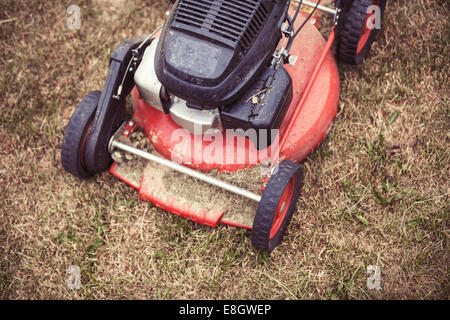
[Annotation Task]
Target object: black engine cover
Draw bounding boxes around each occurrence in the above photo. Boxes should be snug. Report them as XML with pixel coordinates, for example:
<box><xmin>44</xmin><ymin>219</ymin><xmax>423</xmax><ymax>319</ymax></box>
<box><xmin>221</xmin><ymin>65</ymin><xmax>293</xmax><ymax>149</ymax></box>
<box><xmin>155</xmin><ymin>0</ymin><xmax>290</xmax><ymax>108</ymax></box>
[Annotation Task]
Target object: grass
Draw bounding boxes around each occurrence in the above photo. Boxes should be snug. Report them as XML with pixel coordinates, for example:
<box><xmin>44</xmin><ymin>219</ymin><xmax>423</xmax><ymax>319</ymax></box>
<box><xmin>0</xmin><ymin>0</ymin><xmax>448</xmax><ymax>299</ymax></box>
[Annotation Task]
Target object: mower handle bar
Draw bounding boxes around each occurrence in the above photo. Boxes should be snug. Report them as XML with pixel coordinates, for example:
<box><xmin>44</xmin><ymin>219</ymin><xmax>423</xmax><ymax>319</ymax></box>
<box><xmin>110</xmin><ymin>139</ymin><xmax>262</xmax><ymax>203</ymax></box>
<box><xmin>293</xmin><ymin>0</ymin><xmax>337</xmax><ymax>15</ymax></box>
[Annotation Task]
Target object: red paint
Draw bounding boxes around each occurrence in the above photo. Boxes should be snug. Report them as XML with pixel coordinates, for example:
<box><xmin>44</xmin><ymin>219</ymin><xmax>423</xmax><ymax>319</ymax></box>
<box><xmin>271</xmin><ymin>27</ymin><xmax>337</xmax><ymax>169</ymax></box>
<box><xmin>270</xmin><ymin>177</ymin><xmax>295</xmax><ymax>239</ymax></box>
<box><xmin>219</xmin><ymin>219</ymin><xmax>253</xmax><ymax>230</ymax></box>
<box><xmin>357</xmin><ymin>0</ymin><xmax>379</xmax><ymax>53</ymax></box>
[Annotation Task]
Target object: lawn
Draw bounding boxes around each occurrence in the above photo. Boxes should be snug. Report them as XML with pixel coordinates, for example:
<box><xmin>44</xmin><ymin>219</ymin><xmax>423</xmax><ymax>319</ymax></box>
<box><xmin>0</xmin><ymin>0</ymin><xmax>448</xmax><ymax>299</ymax></box>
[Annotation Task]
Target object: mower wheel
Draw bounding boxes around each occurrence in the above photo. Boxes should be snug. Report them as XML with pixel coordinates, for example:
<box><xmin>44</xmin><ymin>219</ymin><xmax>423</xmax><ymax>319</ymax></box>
<box><xmin>251</xmin><ymin>161</ymin><xmax>304</xmax><ymax>253</ymax></box>
<box><xmin>61</xmin><ymin>91</ymin><xmax>101</xmax><ymax>179</ymax></box>
<box><xmin>339</xmin><ymin>0</ymin><xmax>386</xmax><ymax>65</ymax></box>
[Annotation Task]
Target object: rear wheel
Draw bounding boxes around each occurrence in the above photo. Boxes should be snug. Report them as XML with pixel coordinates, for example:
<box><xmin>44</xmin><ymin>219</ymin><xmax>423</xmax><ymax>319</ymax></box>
<box><xmin>251</xmin><ymin>161</ymin><xmax>304</xmax><ymax>253</ymax></box>
<box><xmin>339</xmin><ymin>0</ymin><xmax>386</xmax><ymax>65</ymax></box>
<box><xmin>61</xmin><ymin>91</ymin><xmax>100</xmax><ymax>179</ymax></box>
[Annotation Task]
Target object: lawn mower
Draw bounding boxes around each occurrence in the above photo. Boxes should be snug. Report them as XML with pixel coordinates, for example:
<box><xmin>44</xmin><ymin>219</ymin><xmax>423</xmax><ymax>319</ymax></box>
<box><xmin>62</xmin><ymin>0</ymin><xmax>386</xmax><ymax>252</ymax></box>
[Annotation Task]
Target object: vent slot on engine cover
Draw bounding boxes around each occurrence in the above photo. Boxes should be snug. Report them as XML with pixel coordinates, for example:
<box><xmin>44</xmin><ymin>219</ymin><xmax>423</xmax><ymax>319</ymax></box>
<box><xmin>172</xmin><ymin>0</ymin><xmax>272</xmax><ymax>53</ymax></box>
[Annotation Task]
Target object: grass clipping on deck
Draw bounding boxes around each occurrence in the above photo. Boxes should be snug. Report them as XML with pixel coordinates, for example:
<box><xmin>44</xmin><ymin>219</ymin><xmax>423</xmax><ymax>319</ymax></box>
<box><xmin>114</xmin><ymin>128</ymin><xmax>263</xmax><ymax>226</ymax></box>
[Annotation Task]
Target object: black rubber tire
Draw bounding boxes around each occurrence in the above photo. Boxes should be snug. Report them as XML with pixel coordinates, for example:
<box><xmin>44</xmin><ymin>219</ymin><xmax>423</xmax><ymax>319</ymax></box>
<box><xmin>339</xmin><ymin>0</ymin><xmax>386</xmax><ymax>65</ymax></box>
<box><xmin>251</xmin><ymin>161</ymin><xmax>304</xmax><ymax>253</ymax></box>
<box><xmin>61</xmin><ymin>91</ymin><xmax>101</xmax><ymax>179</ymax></box>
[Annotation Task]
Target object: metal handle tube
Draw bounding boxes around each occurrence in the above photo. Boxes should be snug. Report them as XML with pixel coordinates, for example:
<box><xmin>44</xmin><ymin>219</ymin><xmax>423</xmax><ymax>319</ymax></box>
<box><xmin>293</xmin><ymin>0</ymin><xmax>337</xmax><ymax>15</ymax></box>
<box><xmin>111</xmin><ymin>140</ymin><xmax>262</xmax><ymax>203</ymax></box>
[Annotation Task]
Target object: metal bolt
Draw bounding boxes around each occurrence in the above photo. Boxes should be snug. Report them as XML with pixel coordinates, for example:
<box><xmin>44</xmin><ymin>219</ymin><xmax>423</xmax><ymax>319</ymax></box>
<box><xmin>288</xmin><ymin>55</ymin><xmax>298</xmax><ymax>66</ymax></box>
<box><xmin>128</xmin><ymin>120</ymin><xmax>135</xmax><ymax>126</ymax></box>
<box><xmin>124</xmin><ymin>130</ymin><xmax>129</xmax><ymax>136</ymax></box>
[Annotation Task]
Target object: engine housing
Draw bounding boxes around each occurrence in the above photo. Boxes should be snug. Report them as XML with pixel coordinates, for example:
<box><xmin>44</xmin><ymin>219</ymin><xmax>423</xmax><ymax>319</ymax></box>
<box><xmin>155</xmin><ymin>0</ymin><xmax>290</xmax><ymax>108</ymax></box>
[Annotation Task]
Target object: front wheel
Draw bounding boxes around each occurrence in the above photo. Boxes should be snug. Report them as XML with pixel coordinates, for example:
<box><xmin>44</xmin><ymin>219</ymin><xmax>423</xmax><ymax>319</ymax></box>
<box><xmin>251</xmin><ymin>161</ymin><xmax>304</xmax><ymax>253</ymax></box>
<box><xmin>61</xmin><ymin>91</ymin><xmax>100</xmax><ymax>179</ymax></box>
<box><xmin>338</xmin><ymin>0</ymin><xmax>386</xmax><ymax>65</ymax></box>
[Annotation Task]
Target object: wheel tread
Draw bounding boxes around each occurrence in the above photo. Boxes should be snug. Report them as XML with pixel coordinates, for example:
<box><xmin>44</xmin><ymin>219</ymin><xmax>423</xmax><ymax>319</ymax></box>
<box><xmin>251</xmin><ymin>161</ymin><xmax>304</xmax><ymax>252</ymax></box>
<box><xmin>339</xmin><ymin>0</ymin><xmax>386</xmax><ymax>65</ymax></box>
<box><xmin>61</xmin><ymin>91</ymin><xmax>101</xmax><ymax>179</ymax></box>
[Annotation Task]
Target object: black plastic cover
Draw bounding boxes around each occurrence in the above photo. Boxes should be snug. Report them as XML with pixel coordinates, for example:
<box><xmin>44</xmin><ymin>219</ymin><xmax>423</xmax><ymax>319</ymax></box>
<box><xmin>220</xmin><ymin>65</ymin><xmax>293</xmax><ymax>149</ymax></box>
<box><xmin>155</xmin><ymin>0</ymin><xmax>290</xmax><ymax>108</ymax></box>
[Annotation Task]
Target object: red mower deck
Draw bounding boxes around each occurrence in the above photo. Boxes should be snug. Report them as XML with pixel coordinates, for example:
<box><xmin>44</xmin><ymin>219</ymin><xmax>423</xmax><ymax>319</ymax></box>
<box><xmin>110</xmin><ymin>12</ymin><xmax>340</xmax><ymax>229</ymax></box>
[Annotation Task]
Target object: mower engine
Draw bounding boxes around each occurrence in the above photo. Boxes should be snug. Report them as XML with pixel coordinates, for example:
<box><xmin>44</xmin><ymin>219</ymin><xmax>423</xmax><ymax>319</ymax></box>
<box><xmin>134</xmin><ymin>0</ymin><xmax>292</xmax><ymax>149</ymax></box>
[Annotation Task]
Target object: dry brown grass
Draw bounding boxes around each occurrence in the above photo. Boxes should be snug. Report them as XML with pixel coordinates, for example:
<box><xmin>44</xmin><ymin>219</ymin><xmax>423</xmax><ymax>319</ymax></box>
<box><xmin>0</xmin><ymin>0</ymin><xmax>448</xmax><ymax>299</ymax></box>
